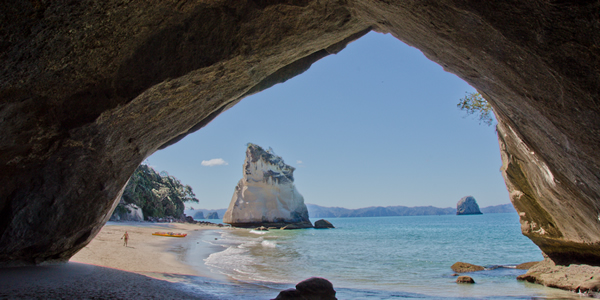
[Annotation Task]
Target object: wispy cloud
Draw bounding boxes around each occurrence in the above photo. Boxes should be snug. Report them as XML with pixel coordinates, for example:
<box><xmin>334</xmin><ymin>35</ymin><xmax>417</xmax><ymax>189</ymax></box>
<box><xmin>296</xmin><ymin>160</ymin><xmax>303</xmax><ymax>164</ymax></box>
<box><xmin>201</xmin><ymin>158</ymin><xmax>229</xmax><ymax>167</ymax></box>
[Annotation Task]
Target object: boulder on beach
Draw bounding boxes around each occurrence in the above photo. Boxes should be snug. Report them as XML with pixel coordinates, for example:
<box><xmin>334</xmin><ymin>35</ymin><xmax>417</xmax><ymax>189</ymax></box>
<box><xmin>273</xmin><ymin>277</ymin><xmax>336</xmax><ymax>300</ymax></box>
<box><xmin>456</xmin><ymin>276</ymin><xmax>475</xmax><ymax>284</ymax></box>
<box><xmin>110</xmin><ymin>203</ymin><xmax>144</xmax><ymax>222</ymax></box>
<box><xmin>451</xmin><ymin>262</ymin><xmax>485</xmax><ymax>273</ymax></box>
<box><xmin>314</xmin><ymin>219</ymin><xmax>335</xmax><ymax>229</ymax></box>
<box><xmin>223</xmin><ymin>144</ymin><xmax>312</xmax><ymax>229</ymax></box>
<box><xmin>456</xmin><ymin>196</ymin><xmax>483</xmax><ymax>215</ymax></box>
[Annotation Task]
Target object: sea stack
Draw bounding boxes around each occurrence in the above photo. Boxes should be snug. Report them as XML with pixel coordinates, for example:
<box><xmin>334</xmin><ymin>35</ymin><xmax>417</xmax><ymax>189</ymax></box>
<box><xmin>223</xmin><ymin>144</ymin><xmax>312</xmax><ymax>228</ymax></box>
<box><xmin>456</xmin><ymin>196</ymin><xmax>483</xmax><ymax>215</ymax></box>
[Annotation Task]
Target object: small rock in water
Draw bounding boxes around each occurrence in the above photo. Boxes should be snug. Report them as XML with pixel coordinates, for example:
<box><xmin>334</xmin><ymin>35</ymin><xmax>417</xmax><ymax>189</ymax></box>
<box><xmin>273</xmin><ymin>277</ymin><xmax>336</xmax><ymax>300</ymax></box>
<box><xmin>451</xmin><ymin>262</ymin><xmax>485</xmax><ymax>273</ymax></box>
<box><xmin>314</xmin><ymin>219</ymin><xmax>335</xmax><ymax>229</ymax></box>
<box><xmin>456</xmin><ymin>276</ymin><xmax>475</xmax><ymax>284</ymax></box>
<box><xmin>281</xmin><ymin>224</ymin><xmax>302</xmax><ymax>230</ymax></box>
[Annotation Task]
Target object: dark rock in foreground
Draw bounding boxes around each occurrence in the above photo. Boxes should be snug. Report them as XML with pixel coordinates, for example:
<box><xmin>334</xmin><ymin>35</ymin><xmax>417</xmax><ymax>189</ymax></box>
<box><xmin>314</xmin><ymin>219</ymin><xmax>335</xmax><ymax>229</ymax></box>
<box><xmin>456</xmin><ymin>196</ymin><xmax>483</xmax><ymax>215</ymax></box>
<box><xmin>451</xmin><ymin>262</ymin><xmax>485</xmax><ymax>273</ymax></box>
<box><xmin>456</xmin><ymin>276</ymin><xmax>475</xmax><ymax>284</ymax></box>
<box><xmin>273</xmin><ymin>277</ymin><xmax>336</xmax><ymax>300</ymax></box>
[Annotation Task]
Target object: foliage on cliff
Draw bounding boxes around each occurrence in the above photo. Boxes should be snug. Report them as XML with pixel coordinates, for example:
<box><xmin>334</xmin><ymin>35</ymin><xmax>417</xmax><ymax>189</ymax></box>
<box><xmin>457</xmin><ymin>92</ymin><xmax>494</xmax><ymax>126</ymax></box>
<box><xmin>120</xmin><ymin>164</ymin><xmax>199</xmax><ymax>219</ymax></box>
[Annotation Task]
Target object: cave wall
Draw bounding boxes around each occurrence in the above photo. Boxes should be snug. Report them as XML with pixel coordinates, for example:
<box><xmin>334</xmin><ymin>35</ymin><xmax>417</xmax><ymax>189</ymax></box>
<box><xmin>1</xmin><ymin>0</ymin><xmax>599</xmax><ymax>266</ymax></box>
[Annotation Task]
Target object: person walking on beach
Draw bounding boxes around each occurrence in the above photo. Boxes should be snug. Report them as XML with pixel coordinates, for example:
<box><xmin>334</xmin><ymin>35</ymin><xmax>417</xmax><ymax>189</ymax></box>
<box><xmin>121</xmin><ymin>231</ymin><xmax>129</xmax><ymax>247</ymax></box>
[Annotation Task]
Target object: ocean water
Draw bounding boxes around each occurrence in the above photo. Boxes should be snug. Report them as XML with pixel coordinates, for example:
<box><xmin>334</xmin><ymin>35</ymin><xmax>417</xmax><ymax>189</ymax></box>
<box><xmin>188</xmin><ymin>214</ymin><xmax>580</xmax><ymax>299</ymax></box>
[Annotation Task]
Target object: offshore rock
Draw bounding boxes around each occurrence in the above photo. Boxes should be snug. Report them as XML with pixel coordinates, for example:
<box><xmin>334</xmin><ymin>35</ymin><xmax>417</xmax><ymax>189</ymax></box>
<box><xmin>193</xmin><ymin>212</ymin><xmax>205</xmax><ymax>220</ymax></box>
<box><xmin>451</xmin><ymin>262</ymin><xmax>485</xmax><ymax>273</ymax></box>
<box><xmin>223</xmin><ymin>144</ymin><xmax>312</xmax><ymax>228</ymax></box>
<box><xmin>456</xmin><ymin>276</ymin><xmax>475</xmax><ymax>284</ymax></box>
<box><xmin>0</xmin><ymin>1</ymin><xmax>600</xmax><ymax>267</ymax></box>
<box><xmin>314</xmin><ymin>219</ymin><xmax>335</xmax><ymax>229</ymax></box>
<box><xmin>206</xmin><ymin>212</ymin><xmax>219</xmax><ymax>220</ymax></box>
<box><xmin>456</xmin><ymin>196</ymin><xmax>483</xmax><ymax>215</ymax></box>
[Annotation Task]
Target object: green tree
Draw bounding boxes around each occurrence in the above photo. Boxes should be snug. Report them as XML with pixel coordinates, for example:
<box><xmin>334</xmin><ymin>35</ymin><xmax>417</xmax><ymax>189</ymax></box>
<box><xmin>457</xmin><ymin>92</ymin><xmax>494</xmax><ymax>126</ymax></box>
<box><xmin>119</xmin><ymin>164</ymin><xmax>199</xmax><ymax>219</ymax></box>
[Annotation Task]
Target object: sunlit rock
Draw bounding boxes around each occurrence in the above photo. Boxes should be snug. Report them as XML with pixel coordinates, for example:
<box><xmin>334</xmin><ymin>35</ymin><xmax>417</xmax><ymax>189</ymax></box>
<box><xmin>456</xmin><ymin>196</ymin><xmax>483</xmax><ymax>215</ymax></box>
<box><xmin>223</xmin><ymin>144</ymin><xmax>312</xmax><ymax>228</ymax></box>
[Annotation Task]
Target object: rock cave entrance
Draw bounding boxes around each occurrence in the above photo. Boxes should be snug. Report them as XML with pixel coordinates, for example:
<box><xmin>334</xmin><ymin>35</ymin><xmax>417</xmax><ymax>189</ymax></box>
<box><xmin>1</xmin><ymin>1</ymin><xmax>599</xmax><ymax>268</ymax></box>
<box><xmin>150</xmin><ymin>31</ymin><xmax>507</xmax><ymax>218</ymax></box>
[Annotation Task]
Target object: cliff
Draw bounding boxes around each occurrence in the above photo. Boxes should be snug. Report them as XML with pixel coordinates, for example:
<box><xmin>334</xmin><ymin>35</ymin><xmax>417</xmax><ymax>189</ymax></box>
<box><xmin>457</xmin><ymin>196</ymin><xmax>483</xmax><ymax>215</ymax></box>
<box><xmin>118</xmin><ymin>164</ymin><xmax>199</xmax><ymax>220</ymax></box>
<box><xmin>1</xmin><ymin>0</ymin><xmax>599</xmax><ymax>271</ymax></box>
<box><xmin>223</xmin><ymin>144</ymin><xmax>312</xmax><ymax>228</ymax></box>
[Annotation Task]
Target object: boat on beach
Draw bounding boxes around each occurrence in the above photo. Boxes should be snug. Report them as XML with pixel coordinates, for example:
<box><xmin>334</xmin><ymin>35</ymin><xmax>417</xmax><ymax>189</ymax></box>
<box><xmin>152</xmin><ymin>232</ymin><xmax>187</xmax><ymax>238</ymax></box>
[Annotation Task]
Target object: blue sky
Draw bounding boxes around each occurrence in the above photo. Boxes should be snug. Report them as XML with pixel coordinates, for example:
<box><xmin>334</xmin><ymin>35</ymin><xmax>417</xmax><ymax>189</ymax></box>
<box><xmin>146</xmin><ymin>32</ymin><xmax>509</xmax><ymax>210</ymax></box>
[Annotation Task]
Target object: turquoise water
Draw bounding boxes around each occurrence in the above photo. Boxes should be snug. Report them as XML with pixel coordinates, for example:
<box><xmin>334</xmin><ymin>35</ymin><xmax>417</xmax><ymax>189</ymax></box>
<box><xmin>191</xmin><ymin>214</ymin><xmax>579</xmax><ymax>299</ymax></box>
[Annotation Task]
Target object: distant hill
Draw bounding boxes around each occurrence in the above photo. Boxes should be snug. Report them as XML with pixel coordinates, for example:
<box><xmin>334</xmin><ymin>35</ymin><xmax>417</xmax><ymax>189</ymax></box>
<box><xmin>306</xmin><ymin>203</ymin><xmax>516</xmax><ymax>218</ymax></box>
<box><xmin>480</xmin><ymin>203</ymin><xmax>516</xmax><ymax>214</ymax></box>
<box><xmin>186</xmin><ymin>203</ymin><xmax>517</xmax><ymax>219</ymax></box>
<box><xmin>306</xmin><ymin>204</ymin><xmax>455</xmax><ymax>218</ymax></box>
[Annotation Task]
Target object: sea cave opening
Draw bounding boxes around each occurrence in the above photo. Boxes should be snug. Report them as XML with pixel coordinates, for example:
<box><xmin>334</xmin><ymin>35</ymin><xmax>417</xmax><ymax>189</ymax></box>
<box><xmin>128</xmin><ymin>32</ymin><xmax>563</xmax><ymax>298</ymax></box>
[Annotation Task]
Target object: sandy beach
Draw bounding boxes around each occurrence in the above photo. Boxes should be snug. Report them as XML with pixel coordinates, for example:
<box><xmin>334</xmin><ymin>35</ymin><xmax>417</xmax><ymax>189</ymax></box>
<box><xmin>0</xmin><ymin>221</ymin><xmax>240</xmax><ymax>299</ymax></box>
<box><xmin>70</xmin><ymin>221</ymin><xmax>218</xmax><ymax>277</ymax></box>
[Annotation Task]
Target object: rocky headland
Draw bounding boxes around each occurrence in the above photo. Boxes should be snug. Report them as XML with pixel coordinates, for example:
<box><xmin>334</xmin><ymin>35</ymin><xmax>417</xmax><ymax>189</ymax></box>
<box><xmin>223</xmin><ymin>144</ymin><xmax>312</xmax><ymax>229</ymax></box>
<box><xmin>456</xmin><ymin>196</ymin><xmax>483</xmax><ymax>215</ymax></box>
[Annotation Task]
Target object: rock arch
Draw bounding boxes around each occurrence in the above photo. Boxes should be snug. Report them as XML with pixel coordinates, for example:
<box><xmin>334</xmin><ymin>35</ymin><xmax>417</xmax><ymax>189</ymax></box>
<box><xmin>1</xmin><ymin>1</ymin><xmax>599</xmax><ymax>266</ymax></box>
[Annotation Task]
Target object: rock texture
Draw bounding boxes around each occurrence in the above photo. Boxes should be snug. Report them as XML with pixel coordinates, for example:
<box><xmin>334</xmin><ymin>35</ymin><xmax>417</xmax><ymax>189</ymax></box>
<box><xmin>314</xmin><ymin>219</ymin><xmax>335</xmax><ymax>229</ymax></box>
<box><xmin>517</xmin><ymin>257</ymin><xmax>600</xmax><ymax>296</ymax></box>
<box><xmin>109</xmin><ymin>203</ymin><xmax>144</xmax><ymax>222</ymax></box>
<box><xmin>456</xmin><ymin>196</ymin><xmax>483</xmax><ymax>215</ymax></box>
<box><xmin>273</xmin><ymin>277</ymin><xmax>336</xmax><ymax>300</ymax></box>
<box><xmin>456</xmin><ymin>276</ymin><xmax>475</xmax><ymax>284</ymax></box>
<box><xmin>451</xmin><ymin>262</ymin><xmax>485</xmax><ymax>273</ymax></box>
<box><xmin>0</xmin><ymin>0</ymin><xmax>599</xmax><ymax>268</ymax></box>
<box><xmin>223</xmin><ymin>144</ymin><xmax>312</xmax><ymax>228</ymax></box>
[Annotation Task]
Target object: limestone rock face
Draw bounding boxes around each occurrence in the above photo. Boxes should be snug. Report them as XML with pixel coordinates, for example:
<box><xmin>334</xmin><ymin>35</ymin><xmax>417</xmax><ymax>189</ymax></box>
<box><xmin>1</xmin><ymin>1</ymin><xmax>600</xmax><ymax>266</ymax></box>
<box><xmin>456</xmin><ymin>196</ymin><xmax>483</xmax><ymax>215</ymax></box>
<box><xmin>110</xmin><ymin>203</ymin><xmax>144</xmax><ymax>222</ymax></box>
<box><xmin>224</xmin><ymin>144</ymin><xmax>312</xmax><ymax>228</ymax></box>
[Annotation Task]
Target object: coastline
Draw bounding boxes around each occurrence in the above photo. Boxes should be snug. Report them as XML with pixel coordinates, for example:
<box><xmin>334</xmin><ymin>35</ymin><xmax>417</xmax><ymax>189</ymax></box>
<box><xmin>0</xmin><ymin>221</ymin><xmax>249</xmax><ymax>299</ymax></box>
<box><xmin>70</xmin><ymin>221</ymin><xmax>222</xmax><ymax>278</ymax></box>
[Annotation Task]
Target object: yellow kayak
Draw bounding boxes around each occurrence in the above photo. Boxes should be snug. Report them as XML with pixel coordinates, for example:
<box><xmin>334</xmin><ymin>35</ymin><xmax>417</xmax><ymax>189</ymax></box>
<box><xmin>152</xmin><ymin>232</ymin><xmax>187</xmax><ymax>238</ymax></box>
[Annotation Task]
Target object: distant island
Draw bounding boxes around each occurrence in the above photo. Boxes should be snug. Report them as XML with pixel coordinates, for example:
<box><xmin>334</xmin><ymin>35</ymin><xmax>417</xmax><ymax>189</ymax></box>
<box><xmin>307</xmin><ymin>203</ymin><xmax>516</xmax><ymax>218</ymax></box>
<box><xmin>186</xmin><ymin>203</ymin><xmax>516</xmax><ymax>219</ymax></box>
